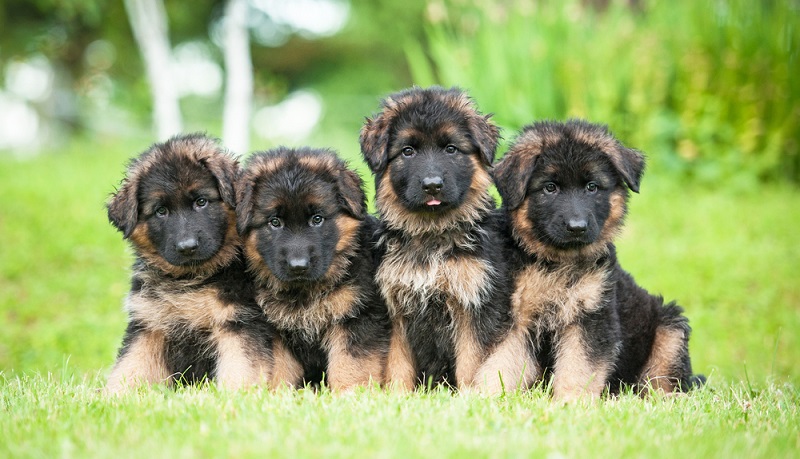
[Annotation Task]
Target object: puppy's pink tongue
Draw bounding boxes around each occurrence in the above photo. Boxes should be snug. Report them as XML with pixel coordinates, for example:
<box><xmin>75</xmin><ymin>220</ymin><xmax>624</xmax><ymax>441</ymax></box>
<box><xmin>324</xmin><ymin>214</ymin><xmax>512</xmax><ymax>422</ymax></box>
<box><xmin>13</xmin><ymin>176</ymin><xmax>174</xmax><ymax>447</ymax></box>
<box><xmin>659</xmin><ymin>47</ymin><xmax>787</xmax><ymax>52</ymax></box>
<box><xmin>427</xmin><ymin>199</ymin><xmax>441</xmax><ymax>206</ymax></box>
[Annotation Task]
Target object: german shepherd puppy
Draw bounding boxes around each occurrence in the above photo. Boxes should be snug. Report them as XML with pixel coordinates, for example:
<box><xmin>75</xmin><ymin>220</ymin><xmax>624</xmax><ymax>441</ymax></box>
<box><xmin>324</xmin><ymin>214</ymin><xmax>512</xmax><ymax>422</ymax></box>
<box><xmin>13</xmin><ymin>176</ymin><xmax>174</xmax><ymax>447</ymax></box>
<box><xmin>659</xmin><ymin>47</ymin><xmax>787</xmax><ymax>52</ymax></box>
<box><xmin>360</xmin><ymin>86</ymin><xmax>513</xmax><ymax>390</ymax></box>
<box><xmin>477</xmin><ymin>120</ymin><xmax>702</xmax><ymax>399</ymax></box>
<box><xmin>105</xmin><ymin>133</ymin><xmax>278</xmax><ymax>394</ymax></box>
<box><xmin>236</xmin><ymin>147</ymin><xmax>390</xmax><ymax>390</ymax></box>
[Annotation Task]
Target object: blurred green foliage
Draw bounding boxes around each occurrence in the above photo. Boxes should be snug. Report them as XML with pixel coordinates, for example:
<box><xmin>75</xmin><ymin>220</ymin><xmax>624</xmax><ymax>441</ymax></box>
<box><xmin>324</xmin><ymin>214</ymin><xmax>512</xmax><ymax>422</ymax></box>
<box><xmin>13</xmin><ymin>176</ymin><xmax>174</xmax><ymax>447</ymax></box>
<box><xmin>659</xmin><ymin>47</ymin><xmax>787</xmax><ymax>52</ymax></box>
<box><xmin>407</xmin><ymin>0</ymin><xmax>800</xmax><ymax>185</ymax></box>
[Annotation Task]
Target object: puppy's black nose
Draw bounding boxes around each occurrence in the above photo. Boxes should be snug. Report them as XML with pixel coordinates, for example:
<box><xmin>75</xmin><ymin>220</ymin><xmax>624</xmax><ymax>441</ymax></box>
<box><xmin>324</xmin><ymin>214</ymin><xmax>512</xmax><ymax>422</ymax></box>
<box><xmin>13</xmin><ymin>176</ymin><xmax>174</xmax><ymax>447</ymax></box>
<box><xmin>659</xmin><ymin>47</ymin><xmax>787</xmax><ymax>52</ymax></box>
<box><xmin>422</xmin><ymin>176</ymin><xmax>443</xmax><ymax>195</ymax></box>
<box><xmin>176</xmin><ymin>238</ymin><xmax>199</xmax><ymax>255</ymax></box>
<box><xmin>567</xmin><ymin>219</ymin><xmax>587</xmax><ymax>235</ymax></box>
<box><xmin>288</xmin><ymin>257</ymin><xmax>310</xmax><ymax>276</ymax></box>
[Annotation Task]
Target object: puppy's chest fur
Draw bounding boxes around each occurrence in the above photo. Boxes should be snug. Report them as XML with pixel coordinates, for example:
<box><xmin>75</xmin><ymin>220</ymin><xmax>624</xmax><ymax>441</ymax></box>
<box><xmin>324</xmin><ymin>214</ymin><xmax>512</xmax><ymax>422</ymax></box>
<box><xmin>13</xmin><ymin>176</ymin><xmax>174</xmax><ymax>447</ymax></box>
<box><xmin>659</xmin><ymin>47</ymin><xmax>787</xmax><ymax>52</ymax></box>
<box><xmin>377</xmin><ymin>233</ymin><xmax>495</xmax><ymax>319</ymax></box>
<box><xmin>512</xmin><ymin>260</ymin><xmax>610</xmax><ymax>337</ymax></box>
<box><xmin>256</xmin><ymin>283</ymin><xmax>361</xmax><ymax>342</ymax></box>
<box><xmin>127</xmin><ymin>274</ymin><xmax>241</xmax><ymax>334</ymax></box>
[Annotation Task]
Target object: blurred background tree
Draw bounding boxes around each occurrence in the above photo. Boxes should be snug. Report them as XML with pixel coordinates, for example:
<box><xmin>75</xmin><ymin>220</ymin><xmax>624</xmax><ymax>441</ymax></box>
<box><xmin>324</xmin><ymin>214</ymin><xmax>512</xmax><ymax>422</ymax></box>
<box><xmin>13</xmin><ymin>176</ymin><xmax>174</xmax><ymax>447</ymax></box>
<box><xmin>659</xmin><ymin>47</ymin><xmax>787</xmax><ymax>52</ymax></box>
<box><xmin>0</xmin><ymin>0</ymin><xmax>797</xmax><ymax>184</ymax></box>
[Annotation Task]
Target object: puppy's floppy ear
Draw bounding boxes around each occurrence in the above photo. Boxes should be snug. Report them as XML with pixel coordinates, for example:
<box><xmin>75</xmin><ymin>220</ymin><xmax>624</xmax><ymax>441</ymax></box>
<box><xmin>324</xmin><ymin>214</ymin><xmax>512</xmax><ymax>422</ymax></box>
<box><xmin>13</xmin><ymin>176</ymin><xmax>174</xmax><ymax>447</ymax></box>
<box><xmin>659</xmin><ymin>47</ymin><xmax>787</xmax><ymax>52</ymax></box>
<box><xmin>608</xmin><ymin>146</ymin><xmax>645</xmax><ymax>193</ymax></box>
<box><xmin>359</xmin><ymin>113</ymin><xmax>392</xmax><ymax>173</ymax></box>
<box><xmin>336</xmin><ymin>168</ymin><xmax>367</xmax><ymax>219</ymax></box>
<box><xmin>235</xmin><ymin>174</ymin><xmax>254</xmax><ymax>235</ymax></box>
<box><xmin>492</xmin><ymin>151</ymin><xmax>535</xmax><ymax>211</ymax></box>
<box><xmin>203</xmin><ymin>153</ymin><xmax>239</xmax><ymax>208</ymax></box>
<box><xmin>107</xmin><ymin>177</ymin><xmax>139</xmax><ymax>239</ymax></box>
<box><xmin>467</xmin><ymin>113</ymin><xmax>501</xmax><ymax>166</ymax></box>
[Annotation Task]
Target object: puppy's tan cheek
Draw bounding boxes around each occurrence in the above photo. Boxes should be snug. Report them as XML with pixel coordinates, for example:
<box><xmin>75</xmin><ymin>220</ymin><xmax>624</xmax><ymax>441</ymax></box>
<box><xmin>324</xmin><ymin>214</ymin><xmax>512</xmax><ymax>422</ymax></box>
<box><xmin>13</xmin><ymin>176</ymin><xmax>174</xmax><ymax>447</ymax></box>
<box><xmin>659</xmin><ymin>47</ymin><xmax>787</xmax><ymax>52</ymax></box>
<box><xmin>334</xmin><ymin>216</ymin><xmax>360</xmax><ymax>253</ymax></box>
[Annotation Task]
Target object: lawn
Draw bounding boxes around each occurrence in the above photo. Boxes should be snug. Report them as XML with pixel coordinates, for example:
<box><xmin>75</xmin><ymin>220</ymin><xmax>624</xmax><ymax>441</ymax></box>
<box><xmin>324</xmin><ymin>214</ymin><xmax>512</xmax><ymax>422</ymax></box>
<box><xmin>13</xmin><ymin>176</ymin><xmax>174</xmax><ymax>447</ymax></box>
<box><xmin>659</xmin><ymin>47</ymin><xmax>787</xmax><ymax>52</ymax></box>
<box><xmin>1</xmin><ymin>136</ymin><xmax>799</xmax><ymax>458</ymax></box>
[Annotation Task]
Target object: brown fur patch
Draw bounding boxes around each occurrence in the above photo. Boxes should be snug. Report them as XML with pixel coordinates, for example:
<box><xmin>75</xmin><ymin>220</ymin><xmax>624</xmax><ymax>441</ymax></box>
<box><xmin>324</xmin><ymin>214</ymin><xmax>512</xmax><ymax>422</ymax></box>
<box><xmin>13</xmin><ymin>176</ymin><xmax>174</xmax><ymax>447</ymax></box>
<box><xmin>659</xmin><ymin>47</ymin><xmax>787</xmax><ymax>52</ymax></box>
<box><xmin>571</xmin><ymin>127</ymin><xmax>620</xmax><ymax>159</ymax></box>
<box><xmin>637</xmin><ymin>326</ymin><xmax>686</xmax><ymax>393</ymax></box>
<box><xmin>105</xmin><ymin>330</ymin><xmax>170</xmax><ymax>394</ymax></box>
<box><xmin>269</xmin><ymin>337</ymin><xmax>304</xmax><ymax>388</ymax></box>
<box><xmin>129</xmin><ymin>207</ymin><xmax>240</xmax><ymax>278</ymax></box>
<box><xmin>245</xmin><ymin>154</ymin><xmax>288</xmax><ymax>182</ymax></box>
<box><xmin>473</xmin><ymin>325</ymin><xmax>539</xmax><ymax>395</ymax></box>
<box><xmin>296</xmin><ymin>154</ymin><xmax>337</xmax><ymax>174</ymax></box>
<box><xmin>126</xmin><ymin>282</ymin><xmax>237</xmax><ymax>333</ymax></box>
<box><xmin>451</xmin><ymin>306</ymin><xmax>482</xmax><ymax>388</ymax></box>
<box><xmin>335</xmin><ymin>215</ymin><xmax>361</xmax><ymax>254</ymax></box>
<box><xmin>552</xmin><ymin>324</ymin><xmax>611</xmax><ymax>401</ymax></box>
<box><xmin>385</xmin><ymin>318</ymin><xmax>417</xmax><ymax>391</ymax></box>
<box><xmin>511</xmin><ymin>263</ymin><xmax>608</xmax><ymax>337</ymax></box>
<box><xmin>323</xmin><ymin>324</ymin><xmax>385</xmax><ymax>391</ymax></box>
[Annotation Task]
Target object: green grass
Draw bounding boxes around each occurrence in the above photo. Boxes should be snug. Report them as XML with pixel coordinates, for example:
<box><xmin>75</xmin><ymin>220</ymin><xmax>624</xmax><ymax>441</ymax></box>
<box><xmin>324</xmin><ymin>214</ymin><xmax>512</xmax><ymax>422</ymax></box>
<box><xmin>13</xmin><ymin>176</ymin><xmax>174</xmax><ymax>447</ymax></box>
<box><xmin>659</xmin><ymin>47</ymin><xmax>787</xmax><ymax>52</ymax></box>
<box><xmin>1</xmin><ymin>374</ymin><xmax>798</xmax><ymax>458</ymax></box>
<box><xmin>1</xmin><ymin>136</ymin><xmax>799</xmax><ymax>457</ymax></box>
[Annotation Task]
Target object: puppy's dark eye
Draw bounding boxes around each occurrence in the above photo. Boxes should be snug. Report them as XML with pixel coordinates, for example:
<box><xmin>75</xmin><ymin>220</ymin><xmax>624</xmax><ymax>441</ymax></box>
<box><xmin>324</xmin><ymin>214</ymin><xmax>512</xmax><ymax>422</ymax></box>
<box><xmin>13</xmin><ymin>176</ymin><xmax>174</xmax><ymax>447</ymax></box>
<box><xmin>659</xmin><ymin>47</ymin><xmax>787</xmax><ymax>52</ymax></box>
<box><xmin>309</xmin><ymin>215</ymin><xmax>325</xmax><ymax>227</ymax></box>
<box><xmin>543</xmin><ymin>183</ymin><xmax>558</xmax><ymax>194</ymax></box>
<box><xmin>154</xmin><ymin>206</ymin><xmax>168</xmax><ymax>217</ymax></box>
<box><xmin>401</xmin><ymin>146</ymin><xmax>415</xmax><ymax>157</ymax></box>
<box><xmin>445</xmin><ymin>145</ymin><xmax>458</xmax><ymax>154</ymax></box>
<box><xmin>586</xmin><ymin>182</ymin><xmax>598</xmax><ymax>193</ymax></box>
<box><xmin>194</xmin><ymin>197</ymin><xmax>208</xmax><ymax>208</ymax></box>
<box><xmin>269</xmin><ymin>217</ymin><xmax>283</xmax><ymax>228</ymax></box>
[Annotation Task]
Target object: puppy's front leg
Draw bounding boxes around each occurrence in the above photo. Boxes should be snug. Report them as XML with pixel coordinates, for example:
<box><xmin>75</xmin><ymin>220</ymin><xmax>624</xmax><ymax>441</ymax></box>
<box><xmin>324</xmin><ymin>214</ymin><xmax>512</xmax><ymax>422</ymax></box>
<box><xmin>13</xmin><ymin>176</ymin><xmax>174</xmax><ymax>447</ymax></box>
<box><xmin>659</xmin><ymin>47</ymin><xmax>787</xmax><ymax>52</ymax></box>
<box><xmin>105</xmin><ymin>328</ymin><xmax>170</xmax><ymax>395</ymax></box>
<box><xmin>213</xmin><ymin>330</ymin><xmax>273</xmax><ymax>390</ymax></box>
<box><xmin>269</xmin><ymin>336</ymin><xmax>304</xmax><ymax>390</ymax></box>
<box><xmin>324</xmin><ymin>324</ymin><xmax>385</xmax><ymax>392</ymax></box>
<box><xmin>384</xmin><ymin>317</ymin><xmax>416</xmax><ymax>391</ymax></box>
<box><xmin>473</xmin><ymin>325</ymin><xmax>539</xmax><ymax>395</ymax></box>
<box><xmin>552</xmin><ymin>323</ymin><xmax>613</xmax><ymax>402</ymax></box>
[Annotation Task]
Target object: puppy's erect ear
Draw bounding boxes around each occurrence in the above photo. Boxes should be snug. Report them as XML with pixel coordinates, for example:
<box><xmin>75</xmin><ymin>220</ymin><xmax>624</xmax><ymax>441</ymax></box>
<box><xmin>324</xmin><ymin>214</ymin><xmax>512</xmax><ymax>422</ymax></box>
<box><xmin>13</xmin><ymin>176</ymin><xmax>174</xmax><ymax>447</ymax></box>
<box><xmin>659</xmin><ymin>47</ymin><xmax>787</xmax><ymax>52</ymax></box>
<box><xmin>492</xmin><ymin>152</ymin><xmax>534</xmax><ymax>211</ymax></box>
<box><xmin>467</xmin><ymin>113</ymin><xmax>500</xmax><ymax>166</ymax></box>
<box><xmin>336</xmin><ymin>168</ymin><xmax>367</xmax><ymax>219</ymax></box>
<box><xmin>608</xmin><ymin>146</ymin><xmax>645</xmax><ymax>193</ymax></box>
<box><xmin>359</xmin><ymin>113</ymin><xmax>392</xmax><ymax>173</ymax></box>
<box><xmin>235</xmin><ymin>175</ymin><xmax>254</xmax><ymax>235</ymax></box>
<box><xmin>107</xmin><ymin>176</ymin><xmax>139</xmax><ymax>239</ymax></box>
<box><xmin>203</xmin><ymin>153</ymin><xmax>239</xmax><ymax>208</ymax></box>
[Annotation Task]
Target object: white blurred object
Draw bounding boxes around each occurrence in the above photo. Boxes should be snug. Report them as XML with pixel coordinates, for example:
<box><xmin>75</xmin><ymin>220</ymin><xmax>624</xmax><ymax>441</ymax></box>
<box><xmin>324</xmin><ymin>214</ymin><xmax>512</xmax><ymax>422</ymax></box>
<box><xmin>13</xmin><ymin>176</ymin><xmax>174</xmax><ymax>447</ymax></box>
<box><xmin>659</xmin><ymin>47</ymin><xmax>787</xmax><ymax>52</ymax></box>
<box><xmin>250</xmin><ymin>0</ymin><xmax>350</xmax><ymax>46</ymax></box>
<box><xmin>253</xmin><ymin>90</ymin><xmax>323</xmax><ymax>142</ymax></box>
<box><xmin>5</xmin><ymin>55</ymin><xmax>54</xmax><ymax>103</ymax></box>
<box><xmin>173</xmin><ymin>42</ymin><xmax>223</xmax><ymax>98</ymax></box>
<box><xmin>0</xmin><ymin>93</ymin><xmax>40</xmax><ymax>151</ymax></box>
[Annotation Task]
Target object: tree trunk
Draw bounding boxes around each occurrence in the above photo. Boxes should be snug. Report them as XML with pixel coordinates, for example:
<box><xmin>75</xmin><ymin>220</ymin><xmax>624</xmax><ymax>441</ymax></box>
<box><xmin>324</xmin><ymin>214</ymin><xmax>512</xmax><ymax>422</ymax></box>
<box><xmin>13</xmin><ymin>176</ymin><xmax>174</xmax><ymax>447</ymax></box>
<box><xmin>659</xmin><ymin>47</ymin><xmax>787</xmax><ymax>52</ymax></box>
<box><xmin>221</xmin><ymin>0</ymin><xmax>253</xmax><ymax>156</ymax></box>
<box><xmin>124</xmin><ymin>0</ymin><xmax>183</xmax><ymax>140</ymax></box>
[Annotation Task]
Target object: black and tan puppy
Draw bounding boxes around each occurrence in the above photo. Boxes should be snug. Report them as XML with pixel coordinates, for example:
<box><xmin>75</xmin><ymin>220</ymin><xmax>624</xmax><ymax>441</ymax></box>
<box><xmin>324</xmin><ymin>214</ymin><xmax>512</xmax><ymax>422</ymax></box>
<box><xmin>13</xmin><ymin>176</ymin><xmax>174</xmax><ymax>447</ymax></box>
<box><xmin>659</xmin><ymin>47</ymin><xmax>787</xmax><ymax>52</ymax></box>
<box><xmin>236</xmin><ymin>147</ymin><xmax>390</xmax><ymax>391</ymax></box>
<box><xmin>477</xmin><ymin>119</ymin><xmax>702</xmax><ymax>399</ymax></box>
<box><xmin>105</xmin><ymin>133</ymin><xmax>279</xmax><ymax>394</ymax></box>
<box><xmin>360</xmin><ymin>86</ymin><xmax>513</xmax><ymax>390</ymax></box>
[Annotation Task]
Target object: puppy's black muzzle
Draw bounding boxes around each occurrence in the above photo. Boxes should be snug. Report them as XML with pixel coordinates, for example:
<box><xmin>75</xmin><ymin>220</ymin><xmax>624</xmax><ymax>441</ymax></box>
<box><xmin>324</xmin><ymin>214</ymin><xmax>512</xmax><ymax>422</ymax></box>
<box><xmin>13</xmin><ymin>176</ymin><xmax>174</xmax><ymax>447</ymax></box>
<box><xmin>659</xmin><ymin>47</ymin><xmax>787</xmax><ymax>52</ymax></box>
<box><xmin>176</xmin><ymin>237</ymin><xmax>199</xmax><ymax>256</ymax></box>
<box><xmin>422</xmin><ymin>176</ymin><xmax>444</xmax><ymax>197</ymax></box>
